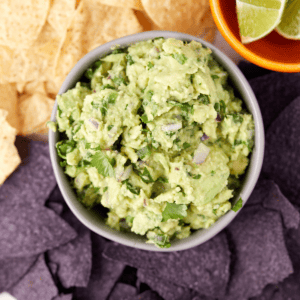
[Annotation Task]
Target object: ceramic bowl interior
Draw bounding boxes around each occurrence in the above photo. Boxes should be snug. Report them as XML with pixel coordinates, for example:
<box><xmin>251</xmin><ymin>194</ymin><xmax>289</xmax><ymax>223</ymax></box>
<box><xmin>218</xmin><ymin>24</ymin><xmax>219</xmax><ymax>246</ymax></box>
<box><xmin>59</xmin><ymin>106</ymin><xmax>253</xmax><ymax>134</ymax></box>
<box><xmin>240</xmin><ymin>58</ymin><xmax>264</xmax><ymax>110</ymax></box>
<box><xmin>49</xmin><ymin>30</ymin><xmax>264</xmax><ymax>252</ymax></box>
<box><xmin>209</xmin><ymin>0</ymin><xmax>300</xmax><ymax>72</ymax></box>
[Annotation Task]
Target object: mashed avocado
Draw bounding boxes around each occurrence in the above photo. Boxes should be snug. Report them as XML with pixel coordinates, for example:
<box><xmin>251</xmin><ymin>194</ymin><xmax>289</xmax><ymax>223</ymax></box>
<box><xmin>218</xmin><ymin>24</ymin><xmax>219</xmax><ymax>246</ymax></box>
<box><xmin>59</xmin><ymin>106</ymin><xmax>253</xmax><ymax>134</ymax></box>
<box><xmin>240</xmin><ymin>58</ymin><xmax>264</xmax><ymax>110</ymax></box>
<box><xmin>52</xmin><ymin>38</ymin><xmax>254</xmax><ymax>248</ymax></box>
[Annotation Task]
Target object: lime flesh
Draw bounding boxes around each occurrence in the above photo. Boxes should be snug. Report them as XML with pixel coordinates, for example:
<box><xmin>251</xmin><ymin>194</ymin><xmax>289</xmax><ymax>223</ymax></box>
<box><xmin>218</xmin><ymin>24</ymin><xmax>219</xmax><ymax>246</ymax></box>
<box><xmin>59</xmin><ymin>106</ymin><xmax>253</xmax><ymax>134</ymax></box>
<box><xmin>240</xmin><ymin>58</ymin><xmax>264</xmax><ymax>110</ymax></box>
<box><xmin>236</xmin><ymin>0</ymin><xmax>287</xmax><ymax>44</ymax></box>
<box><xmin>276</xmin><ymin>0</ymin><xmax>300</xmax><ymax>39</ymax></box>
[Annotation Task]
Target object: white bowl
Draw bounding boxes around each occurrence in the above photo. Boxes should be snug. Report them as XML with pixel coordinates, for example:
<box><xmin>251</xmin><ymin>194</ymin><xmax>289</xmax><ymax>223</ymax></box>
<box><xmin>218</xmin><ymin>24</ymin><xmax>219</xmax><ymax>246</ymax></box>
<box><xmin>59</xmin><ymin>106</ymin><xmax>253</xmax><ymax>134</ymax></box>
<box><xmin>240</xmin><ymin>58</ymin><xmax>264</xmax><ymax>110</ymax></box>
<box><xmin>49</xmin><ymin>30</ymin><xmax>264</xmax><ymax>252</ymax></box>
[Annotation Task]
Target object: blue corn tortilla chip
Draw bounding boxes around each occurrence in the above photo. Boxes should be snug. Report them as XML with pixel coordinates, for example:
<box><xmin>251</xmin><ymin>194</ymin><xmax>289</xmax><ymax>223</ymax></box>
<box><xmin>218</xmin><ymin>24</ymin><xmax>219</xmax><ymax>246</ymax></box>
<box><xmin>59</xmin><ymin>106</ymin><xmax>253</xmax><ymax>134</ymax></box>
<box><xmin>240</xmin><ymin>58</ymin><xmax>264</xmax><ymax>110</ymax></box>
<box><xmin>137</xmin><ymin>269</ymin><xmax>207</xmax><ymax>300</ymax></box>
<box><xmin>224</xmin><ymin>206</ymin><xmax>293</xmax><ymax>299</ymax></box>
<box><xmin>0</xmin><ymin>203</ymin><xmax>77</xmax><ymax>259</ymax></box>
<box><xmin>47</xmin><ymin>202</ymin><xmax>64</xmax><ymax>215</ymax></box>
<box><xmin>246</xmin><ymin>179</ymin><xmax>300</xmax><ymax>229</ymax></box>
<box><xmin>108</xmin><ymin>283</ymin><xmax>137</xmax><ymax>300</ymax></box>
<box><xmin>248</xmin><ymin>73</ymin><xmax>300</xmax><ymax>129</ymax></box>
<box><xmin>0</xmin><ymin>140</ymin><xmax>56</xmax><ymax>208</ymax></box>
<box><xmin>48</xmin><ymin>262</ymin><xmax>58</xmax><ymax>277</ymax></box>
<box><xmin>47</xmin><ymin>209</ymin><xmax>92</xmax><ymax>289</ymax></box>
<box><xmin>262</xmin><ymin>181</ymin><xmax>300</xmax><ymax>229</ymax></box>
<box><xmin>73</xmin><ymin>236</ymin><xmax>125</xmax><ymax>300</ymax></box>
<box><xmin>0</xmin><ymin>256</ymin><xmax>38</xmax><ymax>293</ymax></box>
<box><xmin>125</xmin><ymin>290</ymin><xmax>163</xmax><ymax>300</ymax></box>
<box><xmin>9</xmin><ymin>255</ymin><xmax>58</xmax><ymax>300</ymax></box>
<box><xmin>245</xmin><ymin>178</ymin><xmax>273</xmax><ymax>206</ymax></box>
<box><xmin>103</xmin><ymin>232</ymin><xmax>230</xmax><ymax>298</ymax></box>
<box><xmin>262</xmin><ymin>97</ymin><xmax>300</xmax><ymax>206</ymax></box>
<box><xmin>47</xmin><ymin>185</ymin><xmax>66</xmax><ymax>206</ymax></box>
<box><xmin>52</xmin><ymin>294</ymin><xmax>73</xmax><ymax>300</ymax></box>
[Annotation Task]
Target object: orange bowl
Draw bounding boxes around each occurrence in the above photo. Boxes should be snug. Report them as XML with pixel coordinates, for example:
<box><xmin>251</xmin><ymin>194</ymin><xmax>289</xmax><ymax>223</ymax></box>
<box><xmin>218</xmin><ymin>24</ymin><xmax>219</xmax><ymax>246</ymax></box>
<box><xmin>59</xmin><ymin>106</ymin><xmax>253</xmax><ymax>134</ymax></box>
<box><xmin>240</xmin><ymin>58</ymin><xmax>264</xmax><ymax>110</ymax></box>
<box><xmin>209</xmin><ymin>0</ymin><xmax>300</xmax><ymax>72</ymax></box>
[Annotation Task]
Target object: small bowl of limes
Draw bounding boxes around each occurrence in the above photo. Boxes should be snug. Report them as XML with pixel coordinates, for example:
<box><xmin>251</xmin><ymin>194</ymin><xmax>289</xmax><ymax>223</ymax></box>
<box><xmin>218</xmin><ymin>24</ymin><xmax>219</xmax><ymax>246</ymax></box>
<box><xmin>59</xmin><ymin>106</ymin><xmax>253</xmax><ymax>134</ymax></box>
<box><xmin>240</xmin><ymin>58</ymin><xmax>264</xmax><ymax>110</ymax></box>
<box><xmin>210</xmin><ymin>0</ymin><xmax>300</xmax><ymax>72</ymax></box>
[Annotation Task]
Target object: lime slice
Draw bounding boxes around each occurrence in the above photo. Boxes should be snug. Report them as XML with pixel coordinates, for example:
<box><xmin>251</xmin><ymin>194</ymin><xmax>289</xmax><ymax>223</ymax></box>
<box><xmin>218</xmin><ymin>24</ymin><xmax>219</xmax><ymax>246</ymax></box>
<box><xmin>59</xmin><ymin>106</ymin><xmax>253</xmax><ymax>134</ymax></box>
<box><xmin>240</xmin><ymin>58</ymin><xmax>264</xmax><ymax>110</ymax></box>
<box><xmin>276</xmin><ymin>0</ymin><xmax>300</xmax><ymax>39</ymax></box>
<box><xmin>236</xmin><ymin>0</ymin><xmax>287</xmax><ymax>44</ymax></box>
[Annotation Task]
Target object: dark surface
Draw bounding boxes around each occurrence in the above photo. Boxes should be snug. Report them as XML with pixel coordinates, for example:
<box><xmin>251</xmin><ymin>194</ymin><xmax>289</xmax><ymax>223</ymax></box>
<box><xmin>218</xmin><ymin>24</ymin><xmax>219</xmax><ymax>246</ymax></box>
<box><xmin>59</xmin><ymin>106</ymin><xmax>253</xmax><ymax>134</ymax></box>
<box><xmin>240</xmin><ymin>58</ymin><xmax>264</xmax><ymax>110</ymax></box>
<box><xmin>1</xmin><ymin>63</ymin><xmax>300</xmax><ymax>299</ymax></box>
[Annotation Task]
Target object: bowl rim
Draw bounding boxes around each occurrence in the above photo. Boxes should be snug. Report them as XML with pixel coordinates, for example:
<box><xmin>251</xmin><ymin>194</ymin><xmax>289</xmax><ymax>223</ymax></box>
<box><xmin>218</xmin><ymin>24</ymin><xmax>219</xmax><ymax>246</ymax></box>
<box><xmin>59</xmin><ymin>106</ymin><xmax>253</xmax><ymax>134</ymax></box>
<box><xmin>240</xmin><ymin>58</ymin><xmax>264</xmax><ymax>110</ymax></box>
<box><xmin>49</xmin><ymin>30</ymin><xmax>265</xmax><ymax>252</ymax></box>
<box><xmin>209</xmin><ymin>0</ymin><xmax>300</xmax><ymax>73</ymax></box>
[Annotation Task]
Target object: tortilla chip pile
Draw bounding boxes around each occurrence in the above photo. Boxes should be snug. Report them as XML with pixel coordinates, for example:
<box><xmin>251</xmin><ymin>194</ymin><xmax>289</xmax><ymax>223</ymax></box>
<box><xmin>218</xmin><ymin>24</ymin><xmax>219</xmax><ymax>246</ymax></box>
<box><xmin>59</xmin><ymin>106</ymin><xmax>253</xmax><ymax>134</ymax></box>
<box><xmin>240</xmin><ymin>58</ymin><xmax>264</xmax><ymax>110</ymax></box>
<box><xmin>0</xmin><ymin>64</ymin><xmax>300</xmax><ymax>300</ymax></box>
<box><xmin>0</xmin><ymin>0</ymin><xmax>215</xmax><ymax>139</ymax></box>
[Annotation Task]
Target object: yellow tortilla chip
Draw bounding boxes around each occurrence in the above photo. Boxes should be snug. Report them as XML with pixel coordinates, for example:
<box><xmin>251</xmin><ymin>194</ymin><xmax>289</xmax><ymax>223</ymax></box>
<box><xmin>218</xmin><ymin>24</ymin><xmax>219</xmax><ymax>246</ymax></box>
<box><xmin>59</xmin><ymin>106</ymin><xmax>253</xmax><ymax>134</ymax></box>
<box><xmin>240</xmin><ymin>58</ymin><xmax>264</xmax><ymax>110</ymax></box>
<box><xmin>141</xmin><ymin>0</ymin><xmax>209</xmax><ymax>34</ymax></box>
<box><xmin>186</xmin><ymin>6</ymin><xmax>217</xmax><ymax>43</ymax></box>
<box><xmin>19</xmin><ymin>93</ymin><xmax>55</xmax><ymax>136</ymax></box>
<box><xmin>0</xmin><ymin>109</ymin><xmax>21</xmax><ymax>185</ymax></box>
<box><xmin>47</xmin><ymin>0</ymin><xmax>77</xmax><ymax>35</ymax></box>
<box><xmin>0</xmin><ymin>21</ymin><xmax>65</xmax><ymax>84</ymax></box>
<box><xmin>23</xmin><ymin>81</ymin><xmax>47</xmax><ymax>95</ymax></box>
<box><xmin>0</xmin><ymin>84</ymin><xmax>20</xmax><ymax>133</ymax></box>
<box><xmin>0</xmin><ymin>0</ymin><xmax>50</xmax><ymax>49</ymax></box>
<box><xmin>54</xmin><ymin>0</ymin><xmax>143</xmax><ymax>88</ymax></box>
<box><xmin>97</xmin><ymin>0</ymin><xmax>143</xmax><ymax>11</ymax></box>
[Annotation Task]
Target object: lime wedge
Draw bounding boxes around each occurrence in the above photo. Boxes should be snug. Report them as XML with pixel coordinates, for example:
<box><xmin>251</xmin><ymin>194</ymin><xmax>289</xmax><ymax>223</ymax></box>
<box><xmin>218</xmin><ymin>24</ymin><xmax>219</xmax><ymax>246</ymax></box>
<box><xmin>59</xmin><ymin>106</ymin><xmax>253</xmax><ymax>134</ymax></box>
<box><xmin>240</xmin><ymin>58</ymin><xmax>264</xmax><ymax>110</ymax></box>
<box><xmin>236</xmin><ymin>0</ymin><xmax>287</xmax><ymax>44</ymax></box>
<box><xmin>276</xmin><ymin>0</ymin><xmax>300</xmax><ymax>39</ymax></box>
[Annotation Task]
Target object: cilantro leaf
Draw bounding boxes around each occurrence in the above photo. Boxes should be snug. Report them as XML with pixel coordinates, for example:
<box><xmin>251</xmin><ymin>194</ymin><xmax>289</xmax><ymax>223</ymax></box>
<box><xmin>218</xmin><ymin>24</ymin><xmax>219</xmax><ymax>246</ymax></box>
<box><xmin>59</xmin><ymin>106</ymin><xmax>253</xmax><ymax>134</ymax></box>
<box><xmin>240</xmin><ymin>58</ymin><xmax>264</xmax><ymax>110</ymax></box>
<box><xmin>126</xmin><ymin>54</ymin><xmax>134</xmax><ymax>65</ymax></box>
<box><xmin>90</xmin><ymin>151</ymin><xmax>115</xmax><ymax>177</ymax></box>
<box><xmin>124</xmin><ymin>180</ymin><xmax>140</xmax><ymax>195</ymax></box>
<box><xmin>162</xmin><ymin>203</ymin><xmax>187</xmax><ymax>222</ymax></box>
<box><xmin>198</xmin><ymin>94</ymin><xmax>210</xmax><ymax>105</ymax></box>
<box><xmin>172</xmin><ymin>53</ymin><xmax>187</xmax><ymax>64</ymax></box>
<box><xmin>156</xmin><ymin>177</ymin><xmax>169</xmax><ymax>183</ymax></box>
<box><xmin>102</xmin><ymin>84</ymin><xmax>115</xmax><ymax>90</ymax></box>
<box><xmin>103</xmin><ymin>187</ymin><xmax>108</xmax><ymax>193</ymax></box>
<box><xmin>211</xmin><ymin>75</ymin><xmax>219</xmax><ymax>80</ymax></box>
<box><xmin>232</xmin><ymin>113</ymin><xmax>244</xmax><ymax>123</ymax></box>
<box><xmin>138</xmin><ymin>167</ymin><xmax>154</xmax><ymax>184</ymax></box>
<box><xmin>183</xmin><ymin>142</ymin><xmax>191</xmax><ymax>149</ymax></box>
<box><xmin>147</xmin><ymin>62</ymin><xmax>154</xmax><ymax>69</ymax></box>
<box><xmin>137</xmin><ymin>145</ymin><xmax>151</xmax><ymax>160</ymax></box>
<box><xmin>141</xmin><ymin>114</ymin><xmax>149</xmax><ymax>123</ymax></box>
<box><xmin>193</xmin><ymin>174</ymin><xmax>201</xmax><ymax>179</ymax></box>
<box><xmin>107</xmin><ymin>125</ymin><xmax>114</xmax><ymax>131</ymax></box>
<box><xmin>56</xmin><ymin>140</ymin><xmax>76</xmax><ymax>159</ymax></box>
<box><xmin>108</xmin><ymin>92</ymin><xmax>118</xmax><ymax>104</ymax></box>
<box><xmin>232</xmin><ymin>198</ymin><xmax>243</xmax><ymax>212</ymax></box>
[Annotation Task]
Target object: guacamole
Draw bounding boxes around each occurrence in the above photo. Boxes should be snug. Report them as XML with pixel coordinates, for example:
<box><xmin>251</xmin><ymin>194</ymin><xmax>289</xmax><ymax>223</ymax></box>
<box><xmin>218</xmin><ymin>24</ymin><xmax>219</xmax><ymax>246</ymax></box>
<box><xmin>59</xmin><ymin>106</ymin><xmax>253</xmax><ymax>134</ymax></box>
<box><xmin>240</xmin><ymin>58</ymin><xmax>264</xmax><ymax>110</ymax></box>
<box><xmin>51</xmin><ymin>38</ymin><xmax>254</xmax><ymax>248</ymax></box>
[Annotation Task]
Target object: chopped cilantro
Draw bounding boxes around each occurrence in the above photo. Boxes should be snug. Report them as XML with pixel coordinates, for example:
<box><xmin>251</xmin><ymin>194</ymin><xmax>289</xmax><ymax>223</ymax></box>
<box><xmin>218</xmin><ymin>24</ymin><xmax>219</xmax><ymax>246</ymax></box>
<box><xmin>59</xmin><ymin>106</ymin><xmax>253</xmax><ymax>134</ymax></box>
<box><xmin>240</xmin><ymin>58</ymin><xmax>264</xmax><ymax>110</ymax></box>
<box><xmin>108</xmin><ymin>92</ymin><xmax>118</xmax><ymax>104</ymax></box>
<box><xmin>126</xmin><ymin>54</ymin><xmax>134</xmax><ymax>65</ymax></box>
<box><xmin>60</xmin><ymin>161</ymin><xmax>67</xmax><ymax>168</ymax></box>
<box><xmin>112</xmin><ymin>76</ymin><xmax>127</xmax><ymax>86</ymax></box>
<box><xmin>56</xmin><ymin>140</ymin><xmax>76</xmax><ymax>159</ymax></box>
<box><xmin>156</xmin><ymin>177</ymin><xmax>169</xmax><ymax>183</ymax></box>
<box><xmin>172</xmin><ymin>53</ymin><xmax>187</xmax><ymax>64</ymax></box>
<box><xmin>141</xmin><ymin>114</ymin><xmax>149</xmax><ymax>123</ymax></box>
<box><xmin>232</xmin><ymin>113</ymin><xmax>244</xmax><ymax>123</ymax></box>
<box><xmin>125</xmin><ymin>216</ymin><xmax>134</xmax><ymax>224</ymax></box>
<box><xmin>198</xmin><ymin>94</ymin><xmax>210</xmax><ymax>105</ymax></box>
<box><xmin>138</xmin><ymin>167</ymin><xmax>154</xmax><ymax>184</ymax></box>
<box><xmin>213</xmin><ymin>209</ymin><xmax>217</xmax><ymax>215</ymax></box>
<box><xmin>232</xmin><ymin>198</ymin><xmax>243</xmax><ymax>212</ymax></box>
<box><xmin>137</xmin><ymin>145</ymin><xmax>151</xmax><ymax>160</ymax></box>
<box><xmin>112</xmin><ymin>48</ymin><xmax>125</xmax><ymax>54</ymax></box>
<box><xmin>124</xmin><ymin>180</ymin><xmax>140</xmax><ymax>195</ymax></box>
<box><xmin>214</xmin><ymin>102</ymin><xmax>220</xmax><ymax>112</ymax></box>
<box><xmin>162</xmin><ymin>203</ymin><xmax>187</xmax><ymax>222</ymax></box>
<box><xmin>102</xmin><ymin>84</ymin><xmax>115</xmax><ymax>90</ymax></box>
<box><xmin>103</xmin><ymin>187</ymin><xmax>108</xmax><ymax>193</ymax></box>
<box><xmin>90</xmin><ymin>151</ymin><xmax>115</xmax><ymax>177</ymax></box>
<box><xmin>211</xmin><ymin>170</ymin><xmax>216</xmax><ymax>176</ymax></box>
<box><xmin>211</xmin><ymin>75</ymin><xmax>219</xmax><ymax>80</ymax></box>
<box><xmin>183</xmin><ymin>142</ymin><xmax>191</xmax><ymax>149</ymax></box>
<box><xmin>220</xmin><ymin>100</ymin><xmax>226</xmax><ymax>114</ymax></box>
<box><xmin>107</xmin><ymin>125</ymin><xmax>114</xmax><ymax>131</ymax></box>
<box><xmin>147</xmin><ymin>62</ymin><xmax>154</xmax><ymax>69</ymax></box>
<box><xmin>193</xmin><ymin>174</ymin><xmax>201</xmax><ymax>179</ymax></box>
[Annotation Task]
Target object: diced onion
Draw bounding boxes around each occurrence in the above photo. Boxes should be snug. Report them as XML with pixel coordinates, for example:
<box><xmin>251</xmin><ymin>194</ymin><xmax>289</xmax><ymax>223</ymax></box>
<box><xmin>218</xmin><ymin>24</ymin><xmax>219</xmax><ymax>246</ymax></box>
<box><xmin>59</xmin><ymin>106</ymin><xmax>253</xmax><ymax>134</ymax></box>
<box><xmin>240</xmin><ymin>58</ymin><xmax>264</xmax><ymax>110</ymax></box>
<box><xmin>161</xmin><ymin>123</ymin><xmax>182</xmax><ymax>132</ymax></box>
<box><xmin>201</xmin><ymin>133</ymin><xmax>209</xmax><ymax>141</ymax></box>
<box><xmin>116</xmin><ymin>165</ymin><xmax>132</xmax><ymax>182</ymax></box>
<box><xmin>193</xmin><ymin>143</ymin><xmax>210</xmax><ymax>164</ymax></box>
<box><xmin>88</xmin><ymin>118</ymin><xmax>99</xmax><ymax>130</ymax></box>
